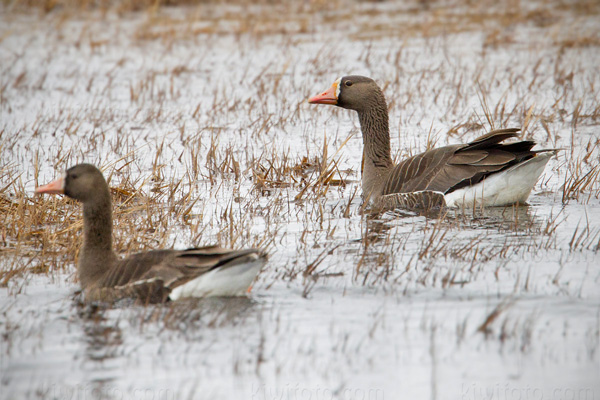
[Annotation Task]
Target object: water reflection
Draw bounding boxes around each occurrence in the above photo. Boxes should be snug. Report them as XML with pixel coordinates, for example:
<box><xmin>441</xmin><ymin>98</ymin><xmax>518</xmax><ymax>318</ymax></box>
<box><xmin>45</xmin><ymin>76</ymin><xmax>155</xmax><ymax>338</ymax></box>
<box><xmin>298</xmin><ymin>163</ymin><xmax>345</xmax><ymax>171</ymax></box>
<box><xmin>73</xmin><ymin>295</ymin><xmax>258</xmax><ymax>399</ymax></box>
<box><xmin>159</xmin><ymin>296</ymin><xmax>258</xmax><ymax>331</ymax></box>
<box><xmin>445</xmin><ymin>204</ymin><xmax>542</xmax><ymax>234</ymax></box>
<box><xmin>74</xmin><ymin>299</ymin><xmax>121</xmax><ymax>400</ymax></box>
<box><xmin>364</xmin><ymin>203</ymin><xmax>543</xmax><ymax>239</ymax></box>
<box><xmin>351</xmin><ymin>204</ymin><xmax>547</xmax><ymax>282</ymax></box>
<box><xmin>78</xmin><ymin>303</ymin><xmax>123</xmax><ymax>362</ymax></box>
<box><xmin>78</xmin><ymin>295</ymin><xmax>257</xmax><ymax>334</ymax></box>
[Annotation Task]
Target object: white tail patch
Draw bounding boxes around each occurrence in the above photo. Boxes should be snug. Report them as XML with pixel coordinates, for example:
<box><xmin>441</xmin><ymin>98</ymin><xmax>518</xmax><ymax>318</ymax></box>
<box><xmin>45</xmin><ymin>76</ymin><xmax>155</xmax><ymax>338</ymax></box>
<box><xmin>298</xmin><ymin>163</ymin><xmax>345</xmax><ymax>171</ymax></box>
<box><xmin>168</xmin><ymin>256</ymin><xmax>265</xmax><ymax>301</ymax></box>
<box><xmin>444</xmin><ymin>153</ymin><xmax>554</xmax><ymax>208</ymax></box>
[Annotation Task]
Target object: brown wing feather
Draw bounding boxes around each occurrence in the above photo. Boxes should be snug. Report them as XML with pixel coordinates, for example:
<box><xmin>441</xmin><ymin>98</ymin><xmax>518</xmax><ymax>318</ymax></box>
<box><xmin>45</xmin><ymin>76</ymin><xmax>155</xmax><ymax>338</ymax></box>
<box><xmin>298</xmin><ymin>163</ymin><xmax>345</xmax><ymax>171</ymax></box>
<box><xmin>381</xmin><ymin>128</ymin><xmax>538</xmax><ymax>196</ymax></box>
<box><xmin>466</xmin><ymin>128</ymin><xmax>520</xmax><ymax>149</ymax></box>
<box><xmin>164</xmin><ymin>247</ymin><xmax>262</xmax><ymax>289</ymax></box>
<box><xmin>452</xmin><ymin>149</ymin><xmax>516</xmax><ymax>166</ymax></box>
<box><xmin>448</xmin><ymin>150</ymin><xmax>488</xmax><ymax>165</ymax></box>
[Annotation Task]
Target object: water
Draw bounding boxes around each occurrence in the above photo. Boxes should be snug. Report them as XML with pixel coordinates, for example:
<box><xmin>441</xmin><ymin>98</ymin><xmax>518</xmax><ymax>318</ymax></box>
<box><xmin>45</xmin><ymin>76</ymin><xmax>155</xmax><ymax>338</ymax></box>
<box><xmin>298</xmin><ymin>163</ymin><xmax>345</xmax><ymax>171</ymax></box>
<box><xmin>1</xmin><ymin>2</ymin><xmax>599</xmax><ymax>399</ymax></box>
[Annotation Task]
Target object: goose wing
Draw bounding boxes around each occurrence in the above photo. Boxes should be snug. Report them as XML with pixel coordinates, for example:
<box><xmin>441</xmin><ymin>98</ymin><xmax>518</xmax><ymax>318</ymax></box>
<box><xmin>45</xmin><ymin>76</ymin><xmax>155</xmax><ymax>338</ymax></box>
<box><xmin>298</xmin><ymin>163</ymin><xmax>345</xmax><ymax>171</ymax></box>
<box><xmin>382</xmin><ymin>128</ymin><xmax>538</xmax><ymax>195</ymax></box>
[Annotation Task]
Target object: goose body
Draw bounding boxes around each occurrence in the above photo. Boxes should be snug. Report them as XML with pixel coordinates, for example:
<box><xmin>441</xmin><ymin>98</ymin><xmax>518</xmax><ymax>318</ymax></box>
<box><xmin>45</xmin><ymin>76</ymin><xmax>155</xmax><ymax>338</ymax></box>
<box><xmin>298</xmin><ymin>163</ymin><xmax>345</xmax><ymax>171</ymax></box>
<box><xmin>309</xmin><ymin>76</ymin><xmax>556</xmax><ymax>210</ymax></box>
<box><xmin>35</xmin><ymin>164</ymin><xmax>265</xmax><ymax>303</ymax></box>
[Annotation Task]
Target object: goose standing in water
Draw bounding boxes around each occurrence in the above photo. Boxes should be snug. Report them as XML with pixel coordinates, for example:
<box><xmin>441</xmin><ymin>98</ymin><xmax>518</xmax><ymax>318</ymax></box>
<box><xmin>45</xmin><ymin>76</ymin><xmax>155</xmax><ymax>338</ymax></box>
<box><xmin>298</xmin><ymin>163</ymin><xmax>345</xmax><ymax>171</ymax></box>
<box><xmin>35</xmin><ymin>164</ymin><xmax>265</xmax><ymax>303</ymax></box>
<box><xmin>309</xmin><ymin>75</ymin><xmax>557</xmax><ymax>210</ymax></box>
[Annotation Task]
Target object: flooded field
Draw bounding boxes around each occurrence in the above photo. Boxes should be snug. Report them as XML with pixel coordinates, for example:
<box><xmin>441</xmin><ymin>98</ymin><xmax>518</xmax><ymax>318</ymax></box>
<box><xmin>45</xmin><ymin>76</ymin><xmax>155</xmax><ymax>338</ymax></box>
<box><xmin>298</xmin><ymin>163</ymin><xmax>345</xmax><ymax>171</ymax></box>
<box><xmin>1</xmin><ymin>1</ymin><xmax>599</xmax><ymax>399</ymax></box>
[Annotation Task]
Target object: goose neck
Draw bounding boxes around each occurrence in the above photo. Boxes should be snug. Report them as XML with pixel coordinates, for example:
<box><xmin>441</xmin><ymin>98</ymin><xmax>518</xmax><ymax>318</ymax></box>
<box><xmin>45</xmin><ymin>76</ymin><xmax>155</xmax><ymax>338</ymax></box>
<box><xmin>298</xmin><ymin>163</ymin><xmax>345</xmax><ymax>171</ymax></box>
<box><xmin>79</xmin><ymin>192</ymin><xmax>115</xmax><ymax>288</ymax></box>
<box><xmin>357</xmin><ymin>104</ymin><xmax>393</xmax><ymax>170</ymax></box>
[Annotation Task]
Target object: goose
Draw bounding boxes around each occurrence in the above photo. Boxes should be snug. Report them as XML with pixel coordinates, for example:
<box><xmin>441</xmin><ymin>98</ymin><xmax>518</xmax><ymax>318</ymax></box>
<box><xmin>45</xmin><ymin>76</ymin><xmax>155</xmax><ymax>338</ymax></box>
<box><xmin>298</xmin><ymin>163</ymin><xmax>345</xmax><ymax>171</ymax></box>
<box><xmin>35</xmin><ymin>163</ymin><xmax>266</xmax><ymax>303</ymax></box>
<box><xmin>309</xmin><ymin>75</ymin><xmax>557</xmax><ymax>210</ymax></box>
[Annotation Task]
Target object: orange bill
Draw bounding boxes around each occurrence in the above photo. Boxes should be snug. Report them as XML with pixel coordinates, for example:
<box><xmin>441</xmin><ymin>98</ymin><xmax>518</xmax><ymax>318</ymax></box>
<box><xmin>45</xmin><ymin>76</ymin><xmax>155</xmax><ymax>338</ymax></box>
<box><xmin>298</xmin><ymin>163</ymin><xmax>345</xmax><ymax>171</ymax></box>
<box><xmin>35</xmin><ymin>177</ymin><xmax>65</xmax><ymax>195</ymax></box>
<box><xmin>308</xmin><ymin>79</ymin><xmax>339</xmax><ymax>105</ymax></box>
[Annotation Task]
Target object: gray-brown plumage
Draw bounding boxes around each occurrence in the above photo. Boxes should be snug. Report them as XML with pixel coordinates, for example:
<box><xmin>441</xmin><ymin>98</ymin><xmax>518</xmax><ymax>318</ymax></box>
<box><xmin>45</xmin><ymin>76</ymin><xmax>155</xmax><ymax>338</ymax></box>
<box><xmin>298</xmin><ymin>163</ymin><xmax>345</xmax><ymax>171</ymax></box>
<box><xmin>381</xmin><ymin>128</ymin><xmax>536</xmax><ymax>195</ymax></box>
<box><xmin>309</xmin><ymin>75</ymin><xmax>556</xmax><ymax>209</ymax></box>
<box><xmin>35</xmin><ymin>164</ymin><xmax>265</xmax><ymax>303</ymax></box>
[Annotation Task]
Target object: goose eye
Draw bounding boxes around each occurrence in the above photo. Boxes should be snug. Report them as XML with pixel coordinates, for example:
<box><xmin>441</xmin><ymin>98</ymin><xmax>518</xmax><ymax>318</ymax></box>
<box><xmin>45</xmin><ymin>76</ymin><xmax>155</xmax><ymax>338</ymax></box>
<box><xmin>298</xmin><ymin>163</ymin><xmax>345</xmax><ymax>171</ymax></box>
<box><xmin>345</xmin><ymin>81</ymin><xmax>353</xmax><ymax>87</ymax></box>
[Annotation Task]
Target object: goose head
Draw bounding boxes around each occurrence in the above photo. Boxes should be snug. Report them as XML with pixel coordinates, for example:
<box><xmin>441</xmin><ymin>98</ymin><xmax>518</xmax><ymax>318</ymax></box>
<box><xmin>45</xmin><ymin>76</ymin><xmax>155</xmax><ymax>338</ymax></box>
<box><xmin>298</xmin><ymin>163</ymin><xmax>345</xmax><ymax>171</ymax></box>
<box><xmin>35</xmin><ymin>163</ymin><xmax>106</xmax><ymax>203</ymax></box>
<box><xmin>309</xmin><ymin>75</ymin><xmax>384</xmax><ymax>113</ymax></box>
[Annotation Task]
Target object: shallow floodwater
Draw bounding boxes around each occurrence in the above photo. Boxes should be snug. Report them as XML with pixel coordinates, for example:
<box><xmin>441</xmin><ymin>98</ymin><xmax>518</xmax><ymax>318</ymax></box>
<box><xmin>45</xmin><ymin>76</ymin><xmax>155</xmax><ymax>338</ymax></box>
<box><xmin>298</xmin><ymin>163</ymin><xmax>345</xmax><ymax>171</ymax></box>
<box><xmin>1</xmin><ymin>2</ymin><xmax>599</xmax><ymax>399</ymax></box>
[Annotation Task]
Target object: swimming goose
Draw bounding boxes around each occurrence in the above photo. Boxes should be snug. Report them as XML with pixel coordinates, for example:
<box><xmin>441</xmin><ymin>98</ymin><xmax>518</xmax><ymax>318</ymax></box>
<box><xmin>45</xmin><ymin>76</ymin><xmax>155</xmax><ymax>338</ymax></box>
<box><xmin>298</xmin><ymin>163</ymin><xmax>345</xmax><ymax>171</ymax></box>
<box><xmin>35</xmin><ymin>164</ymin><xmax>265</xmax><ymax>303</ymax></box>
<box><xmin>309</xmin><ymin>75</ymin><xmax>557</xmax><ymax>209</ymax></box>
